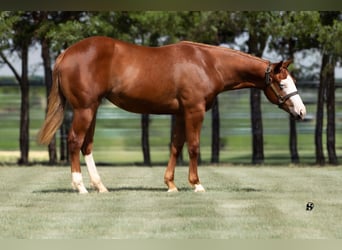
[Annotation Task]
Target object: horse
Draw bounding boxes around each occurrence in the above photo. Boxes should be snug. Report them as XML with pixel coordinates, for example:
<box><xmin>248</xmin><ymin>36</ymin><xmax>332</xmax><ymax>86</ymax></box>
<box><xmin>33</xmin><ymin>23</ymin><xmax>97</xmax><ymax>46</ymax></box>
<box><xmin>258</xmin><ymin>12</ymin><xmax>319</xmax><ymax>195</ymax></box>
<box><xmin>38</xmin><ymin>36</ymin><xmax>306</xmax><ymax>194</ymax></box>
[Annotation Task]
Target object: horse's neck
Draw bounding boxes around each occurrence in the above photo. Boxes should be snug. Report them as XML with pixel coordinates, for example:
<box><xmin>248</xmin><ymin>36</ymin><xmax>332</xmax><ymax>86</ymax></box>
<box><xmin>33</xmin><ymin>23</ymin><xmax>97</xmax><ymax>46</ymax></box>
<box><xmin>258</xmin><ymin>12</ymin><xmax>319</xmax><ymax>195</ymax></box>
<box><xmin>215</xmin><ymin>50</ymin><xmax>268</xmax><ymax>91</ymax></box>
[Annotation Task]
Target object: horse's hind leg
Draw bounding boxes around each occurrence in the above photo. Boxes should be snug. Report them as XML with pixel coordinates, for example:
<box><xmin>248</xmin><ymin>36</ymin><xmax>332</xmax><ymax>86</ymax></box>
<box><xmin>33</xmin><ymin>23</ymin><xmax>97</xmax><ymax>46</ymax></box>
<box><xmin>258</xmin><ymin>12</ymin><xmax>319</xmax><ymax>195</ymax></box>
<box><xmin>68</xmin><ymin>109</ymin><xmax>93</xmax><ymax>193</ymax></box>
<box><xmin>69</xmin><ymin>107</ymin><xmax>107</xmax><ymax>193</ymax></box>
<box><xmin>81</xmin><ymin>112</ymin><xmax>108</xmax><ymax>193</ymax></box>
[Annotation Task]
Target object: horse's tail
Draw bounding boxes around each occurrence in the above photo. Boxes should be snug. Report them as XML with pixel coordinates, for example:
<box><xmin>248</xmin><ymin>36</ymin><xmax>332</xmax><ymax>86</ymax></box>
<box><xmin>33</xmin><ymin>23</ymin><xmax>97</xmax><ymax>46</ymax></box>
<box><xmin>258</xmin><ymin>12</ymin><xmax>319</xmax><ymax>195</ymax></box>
<box><xmin>37</xmin><ymin>54</ymin><xmax>66</xmax><ymax>145</ymax></box>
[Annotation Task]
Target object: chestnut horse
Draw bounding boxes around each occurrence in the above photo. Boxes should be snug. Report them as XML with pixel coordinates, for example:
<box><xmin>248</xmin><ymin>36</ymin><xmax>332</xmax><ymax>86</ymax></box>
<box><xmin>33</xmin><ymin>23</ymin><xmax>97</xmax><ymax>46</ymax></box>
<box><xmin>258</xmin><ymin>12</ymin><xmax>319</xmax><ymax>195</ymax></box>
<box><xmin>38</xmin><ymin>36</ymin><xmax>306</xmax><ymax>194</ymax></box>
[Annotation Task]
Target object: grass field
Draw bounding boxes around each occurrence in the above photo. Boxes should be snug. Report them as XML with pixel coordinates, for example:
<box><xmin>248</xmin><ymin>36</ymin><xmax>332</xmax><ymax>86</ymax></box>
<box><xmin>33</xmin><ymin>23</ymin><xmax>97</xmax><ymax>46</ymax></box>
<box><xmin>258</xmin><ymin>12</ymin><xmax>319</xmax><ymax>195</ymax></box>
<box><xmin>1</xmin><ymin>83</ymin><xmax>342</xmax><ymax>240</ymax></box>
<box><xmin>1</xmin><ymin>165</ymin><xmax>342</xmax><ymax>239</ymax></box>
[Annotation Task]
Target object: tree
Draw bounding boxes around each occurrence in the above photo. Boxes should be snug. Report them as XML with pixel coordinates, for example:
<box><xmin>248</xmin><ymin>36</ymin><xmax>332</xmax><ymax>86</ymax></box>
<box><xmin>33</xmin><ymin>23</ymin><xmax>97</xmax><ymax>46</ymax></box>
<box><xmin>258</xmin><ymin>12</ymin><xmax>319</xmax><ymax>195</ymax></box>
<box><xmin>0</xmin><ymin>11</ymin><xmax>36</xmax><ymax>165</ymax></box>
<box><xmin>317</xmin><ymin>11</ymin><xmax>341</xmax><ymax>165</ymax></box>
<box><xmin>197</xmin><ymin>12</ymin><xmax>238</xmax><ymax>164</ymax></box>
<box><xmin>33</xmin><ymin>11</ymin><xmax>57</xmax><ymax>164</ymax></box>
<box><xmin>211</xmin><ymin>97</ymin><xmax>220</xmax><ymax>163</ymax></box>
<box><xmin>266</xmin><ymin>12</ymin><xmax>307</xmax><ymax>164</ymax></box>
<box><xmin>267</xmin><ymin>11</ymin><xmax>341</xmax><ymax>165</ymax></box>
<box><xmin>267</xmin><ymin>11</ymin><xmax>324</xmax><ymax>164</ymax></box>
<box><xmin>44</xmin><ymin>11</ymin><xmax>114</xmax><ymax>163</ymax></box>
<box><xmin>242</xmin><ymin>12</ymin><xmax>271</xmax><ymax>164</ymax></box>
<box><xmin>190</xmin><ymin>11</ymin><xmax>243</xmax><ymax>164</ymax></box>
<box><xmin>141</xmin><ymin>114</ymin><xmax>151</xmax><ymax>166</ymax></box>
<box><xmin>43</xmin><ymin>12</ymin><xmax>97</xmax><ymax>164</ymax></box>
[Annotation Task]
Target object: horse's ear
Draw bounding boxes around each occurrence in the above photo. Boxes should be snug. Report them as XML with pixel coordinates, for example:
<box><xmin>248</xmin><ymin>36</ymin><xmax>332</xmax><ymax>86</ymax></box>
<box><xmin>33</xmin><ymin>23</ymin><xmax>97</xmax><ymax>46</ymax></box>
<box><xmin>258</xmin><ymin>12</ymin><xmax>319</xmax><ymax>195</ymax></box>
<box><xmin>282</xmin><ymin>59</ymin><xmax>293</xmax><ymax>68</ymax></box>
<box><xmin>272</xmin><ymin>61</ymin><xmax>283</xmax><ymax>73</ymax></box>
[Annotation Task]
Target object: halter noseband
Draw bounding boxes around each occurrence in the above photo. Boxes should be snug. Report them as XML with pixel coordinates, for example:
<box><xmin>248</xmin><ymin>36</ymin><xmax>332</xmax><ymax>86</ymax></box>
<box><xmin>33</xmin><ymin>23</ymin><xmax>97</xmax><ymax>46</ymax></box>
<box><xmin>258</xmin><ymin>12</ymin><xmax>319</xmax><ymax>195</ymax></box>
<box><xmin>265</xmin><ymin>61</ymin><xmax>298</xmax><ymax>108</ymax></box>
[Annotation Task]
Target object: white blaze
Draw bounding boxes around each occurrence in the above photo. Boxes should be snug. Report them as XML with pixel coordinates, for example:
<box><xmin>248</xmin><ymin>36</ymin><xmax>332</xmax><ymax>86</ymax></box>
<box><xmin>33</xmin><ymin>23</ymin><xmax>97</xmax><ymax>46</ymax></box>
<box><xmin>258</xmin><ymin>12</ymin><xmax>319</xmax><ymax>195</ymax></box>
<box><xmin>280</xmin><ymin>75</ymin><xmax>306</xmax><ymax>118</ymax></box>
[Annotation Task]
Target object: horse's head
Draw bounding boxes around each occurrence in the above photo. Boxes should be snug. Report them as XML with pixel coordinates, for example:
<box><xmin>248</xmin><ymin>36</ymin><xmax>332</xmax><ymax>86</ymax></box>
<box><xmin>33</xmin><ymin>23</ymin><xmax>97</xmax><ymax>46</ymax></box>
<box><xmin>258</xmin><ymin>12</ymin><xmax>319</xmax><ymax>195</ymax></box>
<box><xmin>263</xmin><ymin>60</ymin><xmax>306</xmax><ymax>120</ymax></box>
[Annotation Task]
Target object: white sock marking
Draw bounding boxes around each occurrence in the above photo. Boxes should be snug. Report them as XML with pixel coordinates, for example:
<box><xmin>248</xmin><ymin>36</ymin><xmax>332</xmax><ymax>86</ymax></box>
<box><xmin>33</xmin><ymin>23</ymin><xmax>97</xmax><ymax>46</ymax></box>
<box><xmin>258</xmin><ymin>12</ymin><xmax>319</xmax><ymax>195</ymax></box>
<box><xmin>71</xmin><ymin>172</ymin><xmax>88</xmax><ymax>194</ymax></box>
<box><xmin>194</xmin><ymin>184</ymin><xmax>205</xmax><ymax>192</ymax></box>
<box><xmin>84</xmin><ymin>153</ymin><xmax>108</xmax><ymax>193</ymax></box>
<box><xmin>85</xmin><ymin>153</ymin><xmax>101</xmax><ymax>184</ymax></box>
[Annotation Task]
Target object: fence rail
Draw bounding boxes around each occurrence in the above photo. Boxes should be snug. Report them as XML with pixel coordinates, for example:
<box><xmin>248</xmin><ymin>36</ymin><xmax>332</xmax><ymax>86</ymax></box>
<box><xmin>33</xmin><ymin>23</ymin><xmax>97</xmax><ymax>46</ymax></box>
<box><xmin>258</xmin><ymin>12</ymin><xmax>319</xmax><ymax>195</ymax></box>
<box><xmin>0</xmin><ymin>83</ymin><xmax>341</xmax><ymax>165</ymax></box>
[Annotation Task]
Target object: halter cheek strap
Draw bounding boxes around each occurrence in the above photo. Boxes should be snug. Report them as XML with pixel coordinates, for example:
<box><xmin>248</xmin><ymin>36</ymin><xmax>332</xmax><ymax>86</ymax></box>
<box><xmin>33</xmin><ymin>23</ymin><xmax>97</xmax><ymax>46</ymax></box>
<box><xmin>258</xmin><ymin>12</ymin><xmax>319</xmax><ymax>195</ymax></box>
<box><xmin>268</xmin><ymin>81</ymin><xmax>299</xmax><ymax>106</ymax></box>
<box><xmin>265</xmin><ymin>62</ymin><xmax>272</xmax><ymax>86</ymax></box>
<box><xmin>265</xmin><ymin>61</ymin><xmax>298</xmax><ymax>108</ymax></box>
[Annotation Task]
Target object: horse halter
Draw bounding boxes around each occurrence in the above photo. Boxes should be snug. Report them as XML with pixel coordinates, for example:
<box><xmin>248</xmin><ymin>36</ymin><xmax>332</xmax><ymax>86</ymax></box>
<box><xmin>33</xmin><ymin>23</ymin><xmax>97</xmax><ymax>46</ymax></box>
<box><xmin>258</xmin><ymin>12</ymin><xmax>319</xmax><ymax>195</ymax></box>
<box><xmin>264</xmin><ymin>61</ymin><xmax>298</xmax><ymax>108</ymax></box>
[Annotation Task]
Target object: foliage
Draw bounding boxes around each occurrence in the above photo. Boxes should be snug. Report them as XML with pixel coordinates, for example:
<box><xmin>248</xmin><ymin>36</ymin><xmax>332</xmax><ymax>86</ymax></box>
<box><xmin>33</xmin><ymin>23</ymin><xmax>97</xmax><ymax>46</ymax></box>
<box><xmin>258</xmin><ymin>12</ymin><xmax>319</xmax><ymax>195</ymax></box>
<box><xmin>0</xmin><ymin>12</ymin><xmax>20</xmax><ymax>50</ymax></box>
<box><xmin>266</xmin><ymin>11</ymin><xmax>342</xmax><ymax>79</ymax></box>
<box><xmin>0</xmin><ymin>12</ymin><xmax>20</xmax><ymax>72</ymax></box>
<box><xmin>1</xmin><ymin>11</ymin><xmax>341</xmax><ymax>165</ymax></box>
<box><xmin>318</xmin><ymin>15</ymin><xmax>342</xmax><ymax>59</ymax></box>
<box><xmin>2</xmin><ymin>11</ymin><xmax>342</xmax><ymax>77</ymax></box>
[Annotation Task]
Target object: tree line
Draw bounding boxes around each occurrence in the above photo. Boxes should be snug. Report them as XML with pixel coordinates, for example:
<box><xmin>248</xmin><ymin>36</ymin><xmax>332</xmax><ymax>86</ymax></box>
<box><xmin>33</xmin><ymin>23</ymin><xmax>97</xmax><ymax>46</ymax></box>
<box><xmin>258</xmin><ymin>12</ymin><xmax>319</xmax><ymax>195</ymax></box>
<box><xmin>0</xmin><ymin>11</ymin><xmax>341</xmax><ymax>166</ymax></box>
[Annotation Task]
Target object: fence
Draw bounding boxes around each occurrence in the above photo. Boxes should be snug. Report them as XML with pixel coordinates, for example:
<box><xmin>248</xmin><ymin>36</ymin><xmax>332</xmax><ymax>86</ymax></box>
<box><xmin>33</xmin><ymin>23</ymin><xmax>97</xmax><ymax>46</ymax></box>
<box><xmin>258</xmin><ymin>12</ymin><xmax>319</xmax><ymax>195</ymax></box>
<box><xmin>0</xmin><ymin>82</ymin><xmax>341</xmax><ymax>165</ymax></box>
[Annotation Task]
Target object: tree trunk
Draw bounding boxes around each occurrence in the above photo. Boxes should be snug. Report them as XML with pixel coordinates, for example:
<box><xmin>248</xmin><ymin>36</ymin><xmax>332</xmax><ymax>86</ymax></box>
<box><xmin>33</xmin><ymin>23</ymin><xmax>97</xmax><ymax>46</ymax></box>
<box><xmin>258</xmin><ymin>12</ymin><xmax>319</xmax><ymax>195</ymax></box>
<box><xmin>18</xmin><ymin>45</ymin><xmax>29</xmax><ymax>165</ymax></box>
<box><xmin>289</xmin><ymin>117</ymin><xmax>299</xmax><ymax>163</ymax></box>
<box><xmin>60</xmin><ymin>122</ymin><xmax>67</xmax><ymax>162</ymax></box>
<box><xmin>60</xmin><ymin>106</ymin><xmax>72</xmax><ymax>163</ymax></box>
<box><xmin>211</xmin><ymin>97</ymin><xmax>220</xmax><ymax>163</ymax></box>
<box><xmin>250</xmin><ymin>89</ymin><xmax>264</xmax><ymax>164</ymax></box>
<box><xmin>141</xmin><ymin>114</ymin><xmax>151</xmax><ymax>166</ymax></box>
<box><xmin>325</xmin><ymin>56</ymin><xmax>338</xmax><ymax>165</ymax></box>
<box><xmin>315</xmin><ymin>53</ymin><xmax>327</xmax><ymax>165</ymax></box>
<box><xmin>316</xmin><ymin>11</ymin><xmax>340</xmax><ymax>166</ymax></box>
<box><xmin>247</xmin><ymin>29</ymin><xmax>266</xmax><ymax>165</ymax></box>
<box><xmin>41</xmin><ymin>37</ymin><xmax>57</xmax><ymax>165</ymax></box>
<box><xmin>287</xmin><ymin>38</ymin><xmax>300</xmax><ymax>164</ymax></box>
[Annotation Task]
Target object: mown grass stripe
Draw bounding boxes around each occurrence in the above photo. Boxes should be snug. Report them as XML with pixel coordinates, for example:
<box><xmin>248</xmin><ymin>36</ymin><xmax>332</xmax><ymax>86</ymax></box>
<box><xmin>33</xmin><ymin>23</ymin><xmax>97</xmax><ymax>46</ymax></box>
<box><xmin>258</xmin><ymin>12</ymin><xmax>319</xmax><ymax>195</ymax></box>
<box><xmin>0</xmin><ymin>166</ymin><xmax>342</xmax><ymax>239</ymax></box>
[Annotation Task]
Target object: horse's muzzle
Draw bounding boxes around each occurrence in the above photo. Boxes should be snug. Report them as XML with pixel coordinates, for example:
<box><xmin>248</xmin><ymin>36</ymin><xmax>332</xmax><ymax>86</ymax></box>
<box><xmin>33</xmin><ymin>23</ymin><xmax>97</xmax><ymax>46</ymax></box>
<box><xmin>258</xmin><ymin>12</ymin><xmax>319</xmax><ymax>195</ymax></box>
<box><xmin>290</xmin><ymin>108</ymin><xmax>306</xmax><ymax>121</ymax></box>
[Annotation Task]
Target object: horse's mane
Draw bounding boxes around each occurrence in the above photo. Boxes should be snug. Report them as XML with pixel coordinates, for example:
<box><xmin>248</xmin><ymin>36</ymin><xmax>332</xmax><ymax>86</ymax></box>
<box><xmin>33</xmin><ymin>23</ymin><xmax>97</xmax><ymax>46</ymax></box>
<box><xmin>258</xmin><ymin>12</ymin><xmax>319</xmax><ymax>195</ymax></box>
<box><xmin>178</xmin><ymin>41</ymin><xmax>268</xmax><ymax>64</ymax></box>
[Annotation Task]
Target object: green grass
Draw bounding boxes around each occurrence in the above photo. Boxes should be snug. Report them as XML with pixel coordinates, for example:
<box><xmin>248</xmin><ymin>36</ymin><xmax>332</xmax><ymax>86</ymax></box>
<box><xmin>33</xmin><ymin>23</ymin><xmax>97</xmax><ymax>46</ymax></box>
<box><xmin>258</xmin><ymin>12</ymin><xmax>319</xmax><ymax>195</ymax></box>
<box><xmin>0</xmin><ymin>165</ymin><xmax>342</xmax><ymax>239</ymax></box>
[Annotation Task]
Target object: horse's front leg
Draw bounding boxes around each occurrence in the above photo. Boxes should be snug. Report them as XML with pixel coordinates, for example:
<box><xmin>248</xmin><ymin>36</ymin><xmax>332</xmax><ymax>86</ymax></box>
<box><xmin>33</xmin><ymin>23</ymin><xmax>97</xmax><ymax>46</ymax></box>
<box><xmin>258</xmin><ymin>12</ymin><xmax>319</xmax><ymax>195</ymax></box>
<box><xmin>164</xmin><ymin>114</ymin><xmax>185</xmax><ymax>192</ymax></box>
<box><xmin>185</xmin><ymin>108</ymin><xmax>206</xmax><ymax>192</ymax></box>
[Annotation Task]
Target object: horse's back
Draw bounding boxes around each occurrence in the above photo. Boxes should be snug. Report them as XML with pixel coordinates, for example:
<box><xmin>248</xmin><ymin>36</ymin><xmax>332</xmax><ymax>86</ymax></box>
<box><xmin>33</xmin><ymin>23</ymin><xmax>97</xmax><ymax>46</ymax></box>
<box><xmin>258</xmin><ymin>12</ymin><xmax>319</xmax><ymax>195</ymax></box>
<box><xmin>55</xmin><ymin>36</ymin><xmax>219</xmax><ymax>113</ymax></box>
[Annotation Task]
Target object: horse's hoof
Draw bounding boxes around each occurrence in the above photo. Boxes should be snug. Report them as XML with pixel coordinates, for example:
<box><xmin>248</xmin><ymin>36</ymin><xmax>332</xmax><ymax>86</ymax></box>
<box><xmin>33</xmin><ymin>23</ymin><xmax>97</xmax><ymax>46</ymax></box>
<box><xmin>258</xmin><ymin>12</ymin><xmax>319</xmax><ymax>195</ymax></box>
<box><xmin>167</xmin><ymin>187</ymin><xmax>179</xmax><ymax>193</ymax></box>
<box><xmin>98</xmin><ymin>188</ymin><xmax>109</xmax><ymax>193</ymax></box>
<box><xmin>91</xmin><ymin>182</ymin><xmax>109</xmax><ymax>193</ymax></box>
<box><xmin>71</xmin><ymin>182</ymin><xmax>89</xmax><ymax>194</ymax></box>
<box><xmin>194</xmin><ymin>184</ymin><xmax>205</xmax><ymax>192</ymax></box>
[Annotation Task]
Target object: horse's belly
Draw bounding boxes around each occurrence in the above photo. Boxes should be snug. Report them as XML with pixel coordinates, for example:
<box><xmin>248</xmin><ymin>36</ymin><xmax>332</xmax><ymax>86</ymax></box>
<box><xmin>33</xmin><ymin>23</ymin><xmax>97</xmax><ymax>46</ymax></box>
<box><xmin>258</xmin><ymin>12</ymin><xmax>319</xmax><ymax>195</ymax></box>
<box><xmin>106</xmin><ymin>94</ymin><xmax>180</xmax><ymax>114</ymax></box>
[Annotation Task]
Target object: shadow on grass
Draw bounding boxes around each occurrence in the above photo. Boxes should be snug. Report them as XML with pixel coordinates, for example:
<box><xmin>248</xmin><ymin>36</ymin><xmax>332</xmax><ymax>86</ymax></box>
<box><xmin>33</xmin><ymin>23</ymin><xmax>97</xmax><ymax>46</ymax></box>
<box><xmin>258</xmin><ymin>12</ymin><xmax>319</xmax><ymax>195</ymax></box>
<box><xmin>231</xmin><ymin>187</ymin><xmax>263</xmax><ymax>192</ymax></box>
<box><xmin>33</xmin><ymin>186</ymin><xmax>261</xmax><ymax>194</ymax></box>
<box><xmin>33</xmin><ymin>186</ymin><xmax>182</xmax><ymax>194</ymax></box>
<box><xmin>108</xmin><ymin>186</ymin><xmax>169</xmax><ymax>192</ymax></box>
<box><xmin>207</xmin><ymin>186</ymin><xmax>263</xmax><ymax>192</ymax></box>
<box><xmin>33</xmin><ymin>188</ymin><xmax>76</xmax><ymax>194</ymax></box>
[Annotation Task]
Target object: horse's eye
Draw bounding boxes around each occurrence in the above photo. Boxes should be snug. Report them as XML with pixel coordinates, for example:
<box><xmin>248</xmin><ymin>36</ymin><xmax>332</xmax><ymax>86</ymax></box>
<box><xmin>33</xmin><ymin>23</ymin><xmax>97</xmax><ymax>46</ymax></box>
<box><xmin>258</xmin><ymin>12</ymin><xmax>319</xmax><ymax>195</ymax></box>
<box><xmin>279</xmin><ymin>83</ymin><xmax>285</xmax><ymax>89</ymax></box>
